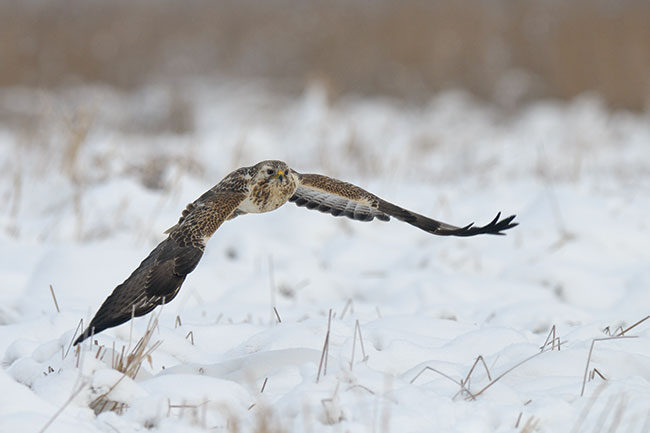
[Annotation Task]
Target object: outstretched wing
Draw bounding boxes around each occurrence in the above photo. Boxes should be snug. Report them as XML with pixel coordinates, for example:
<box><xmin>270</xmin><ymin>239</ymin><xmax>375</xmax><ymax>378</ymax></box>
<box><xmin>289</xmin><ymin>173</ymin><xmax>517</xmax><ymax>236</ymax></box>
<box><xmin>75</xmin><ymin>191</ymin><xmax>247</xmax><ymax>345</ymax></box>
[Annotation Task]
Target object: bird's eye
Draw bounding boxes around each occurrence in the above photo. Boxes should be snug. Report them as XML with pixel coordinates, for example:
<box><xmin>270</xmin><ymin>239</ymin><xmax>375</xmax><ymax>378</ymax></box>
<box><xmin>266</xmin><ymin>169</ymin><xmax>274</xmax><ymax>175</ymax></box>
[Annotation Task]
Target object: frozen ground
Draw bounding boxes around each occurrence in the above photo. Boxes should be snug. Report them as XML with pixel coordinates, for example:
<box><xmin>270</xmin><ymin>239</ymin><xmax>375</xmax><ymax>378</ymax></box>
<box><xmin>1</xmin><ymin>83</ymin><xmax>649</xmax><ymax>432</ymax></box>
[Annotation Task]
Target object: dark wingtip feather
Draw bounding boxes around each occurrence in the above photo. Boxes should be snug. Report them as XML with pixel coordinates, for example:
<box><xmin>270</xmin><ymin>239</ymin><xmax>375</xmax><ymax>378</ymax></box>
<box><xmin>73</xmin><ymin>325</ymin><xmax>95</xmax><ymax>345</ymax></box>
<box><xmin>440</xmin><ymin>213</ymin><xmax>518</xmax><ymax>237</ymax></box>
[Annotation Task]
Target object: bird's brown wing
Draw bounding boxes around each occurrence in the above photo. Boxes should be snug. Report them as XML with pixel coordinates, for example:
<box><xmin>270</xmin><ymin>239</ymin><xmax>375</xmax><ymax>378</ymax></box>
<box><xmin>75</xmin><ymin>191</ymin><xmax>247</xmax><ymax>345</ymax></box>
<box><xmin>290</xmin><ymin>173</ymin><xmax>517</xmax><ymax>236</ymax></box>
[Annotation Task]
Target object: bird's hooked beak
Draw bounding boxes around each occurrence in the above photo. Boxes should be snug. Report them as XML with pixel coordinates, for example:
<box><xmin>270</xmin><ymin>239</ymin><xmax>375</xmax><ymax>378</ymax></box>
<box><xmin>277</xmin><ymin>170</ymin><xmax>285</xmax><ymax>181</ymax></box>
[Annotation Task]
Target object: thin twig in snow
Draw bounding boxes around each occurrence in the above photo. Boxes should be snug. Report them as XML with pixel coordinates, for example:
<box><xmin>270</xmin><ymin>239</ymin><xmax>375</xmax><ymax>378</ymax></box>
<box><xmin>473</xmin><ymin>348</ymin><xmax>552</xmax><ymax>398</ymax></box>
<box><xmin>260</xmin><ymin>377</ymin><xmax>269</xmax><ymax>393</ymax></box>
<box><xmin>515</xmin><ymin>412</ymin><xmax>523</xmax><ymax>428</ymax></box>
<box><xmin>347</xmin><ymin>384</ymin><xmax>375</xmax><ymax>395</ymax></box>
<box><xmin>410</xmin><ymin>366</ymin><xmax>460</xmax><ymax>387</ymax></box>
<box><xmin>463</xmin><ymin>355</ymin><xmax>493</xmax><ymax>383</ymax></box>
<box><xmin>317</xmin><ymin>309</ymin><xmax>332</xmax><ymax>383</ymax></box>
<box><xmin>340</xmin><ymin>299</ymin><xmax>353</xmax><ymax>320</ymax></box>
<box><xmin>616</xmin><ymin>315</ymin><xmax>650</xmax><ymax>336</ymax></box>
<box><xmin>48</xmin><ymin>284</ymin><xmax>60</xmax><ymax>313</ymax></box>
<box><xmin>65</xmin><ymin>318</ymin><xmax>84</xmax><ymax>359</ymax></box>
<box><xmin>349</xmin><ymin>320</ymin><xmax>368</xmax><ymax>370</ymax></box>
<box><xmin>580</xmin><ymin>336</ymin><xmax>637</xmax><ymax>397</ymax></box>
<box><xmin>540</xmin><ymin>325</ymin><xmax>561</xmax><ymax>351</ymax></box>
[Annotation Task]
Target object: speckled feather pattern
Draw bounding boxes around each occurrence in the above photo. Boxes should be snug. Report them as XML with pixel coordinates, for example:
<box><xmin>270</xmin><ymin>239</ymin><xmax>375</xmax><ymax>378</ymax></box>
<box><xmin>75</xmin><ymin>160</ymin><xmax>517</xmax><ymax>344</ymax></box>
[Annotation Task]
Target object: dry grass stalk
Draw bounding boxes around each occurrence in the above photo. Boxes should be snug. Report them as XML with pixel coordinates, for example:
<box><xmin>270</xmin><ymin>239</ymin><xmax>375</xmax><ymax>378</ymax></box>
<box><xmin>65</xmin><ymin>318</ymin><xmax>84</xmax><ymax>358</ymax></box>
<box><xmin>580</xmin><ymin>335</ymin><xmax>637</xmax><ymax>397</ymax></box>
<box><xmin>463</xmin><ymin>355</ymin><xmax>493</xmax><ymax>384</ymax></box>
<box><xmin>185</xmin><ymin>331</ymin><xmax>194</xmax><ymax>345</ymax></box>
<box><xmin>410</xmin><ymin>365</ymin><xmax>475</xmax><ymax>400</ymax></box>
<box><xmin>339</xmin><ymin>299</ymin><xmax>353</xmax><ymax>320</ymax></box>
<box><xmin>347</xmin><ymin>384</ymin><xmax>375</xmax><ymax>395</ymax></box>
<box><xmin>616</xmin><ymin>315</ymin><xmax>650</xmax><ymax>336</ymax></box>
<box><xmin>316</xmin><ymin>309</ymin><xmax>333</xmax><ymax>383</ymax></box>
<box><xmin>515</xmin><ymin>412</ymin><xmax>523</xmax><ymax>428</ymax></box>
<box><xmin>540</xmin><ymin>325</ymin><xmax>561</xmax><ymax>352</ymax></box>
<box><xmin>260</xmin><ymin>377</ymin><xmax>268</xmax><ymax>393</ymax></box>
<box><xmin>410</xmin><ymin>353</ymin><xmax>499</xmax><ymax>400</ymax></box>
<box><xmin>518</xmin><ymin>416</ymin><xmax>539</xmax><ymax>433</ymax></box>
<box><xmin>127</xmin><ymin>304</ymin><xmax>137</xmax><ymax>351</ymax></box>
<box><xmin>48</xmin><ymin>284</ymin><xmax>60</xmax><ymax>313</ymax></box>
<box><xmin>602</xmin><ymin>325</ymin><xmax>625</xmax><ymax>336</ymax></box>
<box><xmin>472</xmin><ymin>348</ymin><xmax>553</xmax><ymax>399</ymax></box>
<box><xmin>320</xmin><ymin>382</ymin><xmax>341</xmax><ymax>425</ymax></box>
<box><xmin>90</xmin><ymin>315</ymin><xmax>162</xmax><ymax>414</ymax></box>
<box><xmin>349</xmin><ymin>319</ymin><xmax>368</xmax><ymax>370</ymax></box>
<box><xmin>167</xmin><ymin>399</ymin><xmax>208</xmax><ymax>427</ymax></box>
<box><xmin>590</xmin><ymin>368</ymin><xmax>607</xmax><ymax>381</ymax></box>
<box><xmin>249</xmin><ymin>377</ymin><xmax>270</xmax><ymax>410</ymax></box>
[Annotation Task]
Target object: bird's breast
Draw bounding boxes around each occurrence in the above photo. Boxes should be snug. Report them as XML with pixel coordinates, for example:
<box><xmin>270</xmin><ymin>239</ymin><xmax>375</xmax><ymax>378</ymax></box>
<box><xmin>239</xmin><ymin>181</ymin><xmax>296</xmax><ymax>214</ymax></box>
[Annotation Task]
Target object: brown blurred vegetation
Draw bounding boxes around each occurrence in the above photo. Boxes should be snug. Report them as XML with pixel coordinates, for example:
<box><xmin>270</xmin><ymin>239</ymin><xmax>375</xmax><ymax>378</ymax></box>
<box><xmin>1</xmin><ymin>0</ymin><xmax>649</xmax><ymax>109</ymax></box>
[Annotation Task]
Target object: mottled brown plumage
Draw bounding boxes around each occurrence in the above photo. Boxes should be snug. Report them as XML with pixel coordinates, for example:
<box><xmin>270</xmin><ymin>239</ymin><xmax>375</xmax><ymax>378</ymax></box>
<box><xmin>75</xmin><ymin>160</ymin><xmax>517</xmax><ymax>344</ymax></box>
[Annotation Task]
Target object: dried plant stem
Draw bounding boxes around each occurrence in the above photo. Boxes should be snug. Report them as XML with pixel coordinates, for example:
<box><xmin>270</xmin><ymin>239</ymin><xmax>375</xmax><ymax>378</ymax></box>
<box><xmin>48</xmin><ymin>284</ymin><xmax>60</xmax><ymax>313</ymax></box>
<box><xmin>65</xmin><ymin>318</ymin><xmax>84</xmax><ymax>358</ymax></box>
<box><xmin>463</xmin><ymin>355</ymin><xmax>493</xmax><ymax>384</ymax></box>
<box><xmin>340</xmin><ymin>299</ymin><xmax>353</xmax><ymax>320</ymax></box>
<box><xmin>91</xmin><ymin>313</ymin><xmax>163</xmax><ymax>414</ymax></box>
<box><xmin>616</xmin><ymin>315</ymin><xmax>650</xmax><ymax>336</ymax></box>
<box><xmin>316</xmin><ymin>309</ymin><xmax>333</xmax><ymax>383</ymax></box>
<box><xmin>540</xmin><ymin>325</ymin><xmax>561</xmax><ymax>351</ymax></box>
<box><xmin>260</xmin><ymin>377</ymin><xmax>268</xmax><ymax>393</ymax></box>
<box><xmin>473</xmin><ymin>349</ymin><xmax>551</xmax><ymax>398</ymax></box>
<box><xmin>349</xmin><ymin>320</ymin><xmax>368</xmax><ymax>370</ymax></box>
<box><xmin>580</xmin><ymin>336</ymin><xmax>637</xmax><ymax>397</ymax></box>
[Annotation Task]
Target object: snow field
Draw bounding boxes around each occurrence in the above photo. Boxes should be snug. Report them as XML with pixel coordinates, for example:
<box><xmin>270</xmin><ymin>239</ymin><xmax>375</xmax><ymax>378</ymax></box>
<box><xmin>1</xmin><ymin>84</ymin><xmax>649</xmax><ymax>432</ymax></box>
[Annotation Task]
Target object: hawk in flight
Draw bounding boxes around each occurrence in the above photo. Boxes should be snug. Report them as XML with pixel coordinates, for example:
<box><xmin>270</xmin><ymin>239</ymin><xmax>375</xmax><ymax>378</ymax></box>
<box><xmin>75</xmin><ymin>160</ymin><xmax>517</xmax><ymax>344</ymax></box>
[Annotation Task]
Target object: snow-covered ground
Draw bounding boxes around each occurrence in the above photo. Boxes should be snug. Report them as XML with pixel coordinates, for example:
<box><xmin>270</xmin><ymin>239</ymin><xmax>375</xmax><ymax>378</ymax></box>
<box><xmin>1</xmin><ymin>83</ymin><xmax>649</xmax><ymax>432</ymax></box>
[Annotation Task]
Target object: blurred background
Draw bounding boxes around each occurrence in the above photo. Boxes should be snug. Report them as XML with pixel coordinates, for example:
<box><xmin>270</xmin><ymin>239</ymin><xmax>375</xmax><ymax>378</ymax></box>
<box><xmin>1</xmin><ymin>0</ymin><xmax>649</xmax><ymax>242</ymax></box>
<box><xmin>2</xmin><ymin>0</ymin><xmax>650</xmax><ymax>107</ymax></box>
<box><xmin>3</xmin><ymin>0</ymin><xmax>650</xmax><ymax>111</ymax></box>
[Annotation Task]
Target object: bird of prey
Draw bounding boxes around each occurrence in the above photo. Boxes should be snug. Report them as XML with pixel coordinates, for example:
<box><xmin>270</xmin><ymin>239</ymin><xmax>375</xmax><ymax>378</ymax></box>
<box><xmin>74</xmin><ymin>160</ymin><xmax>517</xmax><ymax>345</ymax></box>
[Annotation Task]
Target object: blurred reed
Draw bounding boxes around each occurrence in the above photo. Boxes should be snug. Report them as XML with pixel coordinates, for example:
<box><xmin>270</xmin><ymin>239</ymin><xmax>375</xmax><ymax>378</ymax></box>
<box><xmin>0</xmin><ymin>0</ymin><xmax>648</xmax><ymax>110</ymax></box>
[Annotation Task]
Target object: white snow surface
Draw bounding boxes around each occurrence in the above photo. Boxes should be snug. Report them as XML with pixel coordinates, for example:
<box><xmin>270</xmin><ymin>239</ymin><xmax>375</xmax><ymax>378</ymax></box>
<box><xmin>1</xmin><ymin>84</ymin><xmax>650</xmax><ymax>432</ymax></box>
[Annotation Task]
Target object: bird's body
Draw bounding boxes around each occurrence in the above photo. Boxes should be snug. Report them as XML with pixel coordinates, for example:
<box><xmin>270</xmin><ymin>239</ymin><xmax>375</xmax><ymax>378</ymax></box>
<box><xmin>75</xmin><ymin>160</ymin><xmax>517</xmax><ymax>345</ymax></box>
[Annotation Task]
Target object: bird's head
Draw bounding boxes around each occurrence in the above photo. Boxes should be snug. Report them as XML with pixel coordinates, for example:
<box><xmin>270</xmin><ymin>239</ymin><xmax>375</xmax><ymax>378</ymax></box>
<box><xmin>252</xmin><ymin>160</ymin><xmax>294</xmax><ymax>185</ymax></box>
